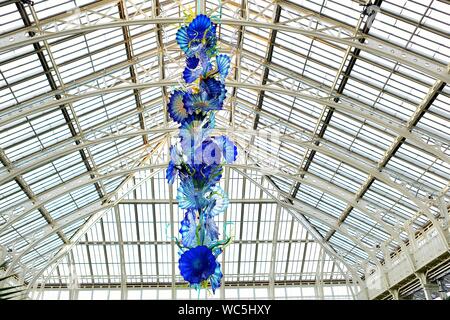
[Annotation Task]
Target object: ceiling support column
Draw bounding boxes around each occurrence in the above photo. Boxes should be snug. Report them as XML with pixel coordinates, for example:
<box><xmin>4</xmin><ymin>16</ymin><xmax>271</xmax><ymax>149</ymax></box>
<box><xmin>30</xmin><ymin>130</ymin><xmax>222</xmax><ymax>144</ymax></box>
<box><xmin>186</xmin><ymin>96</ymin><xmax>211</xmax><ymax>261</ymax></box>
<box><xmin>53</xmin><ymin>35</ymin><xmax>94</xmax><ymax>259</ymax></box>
<box><xmin>268</xmin><ymin>204</ymin><xmax>281</xmax><ymax>300</ymax></box>
<box><xmin>114</xmin><ymin>205</ymin><xmax>128</xmax><ymax>300</ymax></box>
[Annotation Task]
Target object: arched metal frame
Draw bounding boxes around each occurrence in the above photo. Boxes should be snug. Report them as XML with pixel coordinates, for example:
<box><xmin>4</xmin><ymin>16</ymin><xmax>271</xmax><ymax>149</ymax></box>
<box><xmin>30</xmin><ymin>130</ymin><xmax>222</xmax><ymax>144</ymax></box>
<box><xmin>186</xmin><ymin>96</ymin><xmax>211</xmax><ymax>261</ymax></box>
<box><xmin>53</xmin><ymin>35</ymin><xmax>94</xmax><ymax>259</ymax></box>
<box><xmin>1</xmin><ymin>124</ymin><xmax>448</xmax><ymax>294</ymax></box>
<box><xmin>3</xmin><ymin>134</ymin><xmax>447</xmax><ymax>289</ymax></box>
<box><xmin>1</xmin><ymin>126</ymin><xmax>443</xmax><ymax>249</ymax></box>
<box><xmin>26</xmin><ymin>162</ymin><xmax>361</xmax><ymax>299</ymax></box>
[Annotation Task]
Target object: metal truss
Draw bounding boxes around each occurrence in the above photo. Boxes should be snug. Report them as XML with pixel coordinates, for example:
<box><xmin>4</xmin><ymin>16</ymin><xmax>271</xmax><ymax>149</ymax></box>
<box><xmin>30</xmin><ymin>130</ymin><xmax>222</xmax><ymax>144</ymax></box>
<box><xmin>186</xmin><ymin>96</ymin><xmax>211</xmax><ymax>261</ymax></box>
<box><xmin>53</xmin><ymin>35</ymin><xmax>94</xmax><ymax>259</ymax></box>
<box><xmin>233</xmin><ymin>167</ymin><xmax>360</xmax><ymax>297</ymax></box>
<box><xmin>1</xmin><ymin>114</ymin><xmax>447</xmax><ymax>241</ymax></box>
<box><xmin>25</xmin><ymin>163</ymin><xmax>362</xmax><ymax>297</ymax></box>
<box><xmin>1</xmin><ymin>105</ymin><xmax>444</xmax><ymax>199</ymax></box>
<box><xmin>1</xmin><ymin>123</ymin><xmax>444</xmax><ymax>239</ymax></box>
<box><xmin>1</xmin><ymin>108</ymin><xmax>446</xmax><ymax>259</ymax></box>
<box><xmin>1</xmin><ymin>120</ymin><xmax>447</xmax><ymax>297</ymax></box>
<box><xmin>5</xmin><ymin>159</ymin><xmax>446</xmax><ymax>290</ymax></box>
<box><xmin>5</xmin><ymin>157</ymin><xmax>447</xmax><ymax>299</ymax></box>
<box><xmin>1</xmin><ymin>79</ymin><xmax>447</xmax><ymax>166</ymax></box>
<box><xmin>0</xmin><ymin>123</ymin><xmax>431</xmax><ymax>195</ymax></box>
<box><xmin>323</xmin><ymin>80</ymin><xmax>446</xmax><ymax>242</ymax></box>
<box><xmin>1</xmin><ymin>1</ymin><xmax>447</xmax><ymax>82</ymax></box>
<box><xmin>23</xmin><ymin>147</ymin><xmax>167</xmax><ymax>292</ymax></box>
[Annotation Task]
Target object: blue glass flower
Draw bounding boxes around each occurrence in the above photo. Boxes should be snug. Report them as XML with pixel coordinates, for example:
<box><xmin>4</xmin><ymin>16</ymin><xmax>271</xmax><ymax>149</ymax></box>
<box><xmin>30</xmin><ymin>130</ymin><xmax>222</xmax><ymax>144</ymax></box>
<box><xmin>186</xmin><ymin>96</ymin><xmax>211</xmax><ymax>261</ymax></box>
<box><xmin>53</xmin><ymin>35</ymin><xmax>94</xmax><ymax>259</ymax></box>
<box><xmin>166</xmin><ymin>161</ymin><xmax>178</xmax><ymax>184</ymax></box>
<box><xmin>205</xmin><ymin>185</ymin><xmax>229</xmax><ymax>216</ymax></box>
<box><xmin>203</xmin><ymin>215</ymin><xmax>219</xmax><ymax>246</ymax></box>
<box><xmin>177</xmin><ymin>178</ymin><xmax>209</xmax><ymax>210</ymax></box>
<box><xmin>200</xmin><ymin>77</ymin><xmax>224</xmax><ymax>98</ymax></box>
<box><xmin>199</xmin><ymin>77</ymin><xmax>227</xmax><ymax>108</ymax></box>
<box><xmin>216</xmin><ymin>54</ymin><xmax>231</xmax><ymax>80</ymax></box>
<box><xmin>187</xmin><ymin>15</ymin><xmax>217</xmax><ymax>56</ymax></box>
<box><xmin>183</xmin><ymin>57</ymin><xmax>202</xmax><ymax>84</ymax></box>
<box><xmin>209</xmin><ymin>261</ymin><xmax>223</xmax><ymax>293</ymax></box>
<box><xmin>183</xmin><ymin>91</ymin><xmax>222</xmax><ymax>114</ymax></box>
<box><xmin>195</xmin><ymin>139</ymin><xmax>221</xmax><ymax>166</ymax></box>
<box><xmin>215</xmin><ymin>135</ymin><xmax>238</xmax><ymax>163</ymax></box>
<box><xmin>180</xmin><ymin>209</ymin><xmax>197</xmax><ymax>248</ymax></box>
<box><xmin>179</xmin><ymin>246</ymin><xmax>217</xmax><ymax>284</ymax></box>
<box><xmin>168</xmin><ymin>90</ymin><xmax>188</xmax><ymax>123</ymax></box>
<box><xmin>186</xmin><ymin>56</ymin><xmax>200</xmax><ymax>69</ymax></box>
<box><xmin>179</xmin><ymin>116</ymin><xmax>213</xmax><ymax>162</ymax></box>
<box><xmin>176</xmin><ymin>26</ymin><xmax>192</xmax><ymax>56</ymax></box>
<box><xmin>169</xmin><ymin>14</ymin><xmax>238</xmax><ymax>295</ymax></box>
<box><xmin>183</xmin><ymin>55</ymin><xmax>214</xmax><ymax>83</ymax></box>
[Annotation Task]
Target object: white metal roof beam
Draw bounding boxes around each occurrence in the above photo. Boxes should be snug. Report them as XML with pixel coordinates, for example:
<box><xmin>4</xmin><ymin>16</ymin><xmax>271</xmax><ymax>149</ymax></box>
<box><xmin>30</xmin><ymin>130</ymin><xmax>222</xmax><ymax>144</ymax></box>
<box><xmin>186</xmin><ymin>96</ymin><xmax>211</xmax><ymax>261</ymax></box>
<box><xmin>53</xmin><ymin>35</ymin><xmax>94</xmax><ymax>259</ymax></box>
<box><xmin>1</xmin><ymin>127</ymin><xmax>441</xmax><ymax>246</ymax></box>
<box><xmin>288</xmin><ymin>0</ymin><xmax>381</xmax><ymax>200</ymax></box>
<box><xmin>238</xmin><ymin>50</ymin><xmax>449</xmax><ymax>147</ymax></box>
<box><xmin>324</xmin><ymin>80</ymin><xmax>447</xmax><ymax>242</ymax></box>
<box><xmin>1</xmin><ymin>81</ymin><xmax>447</xmax><ymax>166</ymax></box>
<box><xmin>3</xmin><ymin>43</ymin><xmax>444</xmax><ymax>151</ymax></box>
<box><xmin>8</xmin><ymin>162</ymin><xmax>385</xmax><ymax>282</ymax></box>
<box><xmin>118</xmin><ymin>0</ymin><xmax>148</xmax><ymax>144</ymax></box>
<box><xmin>275</xmin><ymin>0</ymin><xmax>448</xmax><ymax>81</ymax></box>
<box><xmin>1</xmin><ymin>16</ymin><xmax>447</xmax><ymax>82</ymax></box>
<box><xmin>252</xmin><ymin>3</ymin><xmax>281</xmax><ymax>131</ymax></box>
<box><xmin>114</xmin><ymin>204</ymin><xmax>127</xmax><ymax>300</ymax></box>
<box><xmin>0</xmin><ymin>117</ymin><xmax>436</xmax><ymax>190</ymax></box>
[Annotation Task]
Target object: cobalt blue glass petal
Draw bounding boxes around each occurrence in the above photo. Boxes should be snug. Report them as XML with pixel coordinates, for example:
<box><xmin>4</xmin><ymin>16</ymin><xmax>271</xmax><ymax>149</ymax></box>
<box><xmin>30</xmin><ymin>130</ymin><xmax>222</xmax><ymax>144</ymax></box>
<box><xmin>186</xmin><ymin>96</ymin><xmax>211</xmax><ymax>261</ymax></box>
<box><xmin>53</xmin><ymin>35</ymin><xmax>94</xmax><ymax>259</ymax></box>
<box><xmin>196</xmin><ymin>140</ymin><xmax>221</xmax><ymax>166</ymax></box>
<box><xmin>186</xmin><ymin>56</ymin><xmax>199</xmax><ymax>69</ymax></box>
<box><xmin>183</xmin><ymin>57</ymin><xmax>203</xmax><ymax>83</ymax></box>
<box><xmin>183</xmin><ymin>67</ymin><xmax>201</xmax><ymax>83</ymax></box>
<box><xmin>199</xmin><ymin>78</ymin><xmax>227</xmax><ymax>109</ymax></box>
<box><xmin>216</xmin><ymin>54</ymin><xmax>231</xmax><ymax>80</ymax></box>
<box><xmin>200</xmin><ymin>77</ymin><xmax>223</xmax><ymax>97</ymax></box>
<box><xmin>203</xmin><ymin>164</ymin><xmax>223</xmax><ymax>186</ymax></box>
<box><xmin>182</xmin><ymin>92</ymin><xmax>195</xmax><ymax>114</ymax></box>
<box><xmin>166</xmin><ymin>160</ymin><xmax>177</xmax><ymax>184</ymax></box>
<box><xmin>183</xmin><ymin>91</ymin><xmax>221</xmax><ymax>114</ymax></box>
<box><xmin>168</xmin><ymin>90</ymin><xmax>188</xmax><ymax>123</ymax></box>
<box><xmin>187</xmin><ymin>15</ymin><xmax>212</xmax><ymax>41</ymax></box>
<box><xmin>209</xmin><ymin>261</ymin><xmax>223</xmax><ymax>293</ymax></box>
<box><xmin>179</xmin><ymin>246</ymin><xmax>217</xmax><ymax>284</ymax></box>
<box><xmin>218</xmin><ymin>85</ymin><xmax>227</xmax><ymax>107</ymax></box>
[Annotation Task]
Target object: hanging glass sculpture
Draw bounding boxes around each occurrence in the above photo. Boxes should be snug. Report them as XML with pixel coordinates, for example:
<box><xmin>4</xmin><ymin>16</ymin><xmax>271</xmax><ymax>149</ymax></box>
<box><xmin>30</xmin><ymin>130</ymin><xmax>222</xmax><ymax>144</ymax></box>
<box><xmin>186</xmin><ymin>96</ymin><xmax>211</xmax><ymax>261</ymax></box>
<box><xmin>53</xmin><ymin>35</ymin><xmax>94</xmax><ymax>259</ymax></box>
<box><xmin>166</xmin><ymin>14</ymin><xmax>237</xmax><ymax>294</ymax></box>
